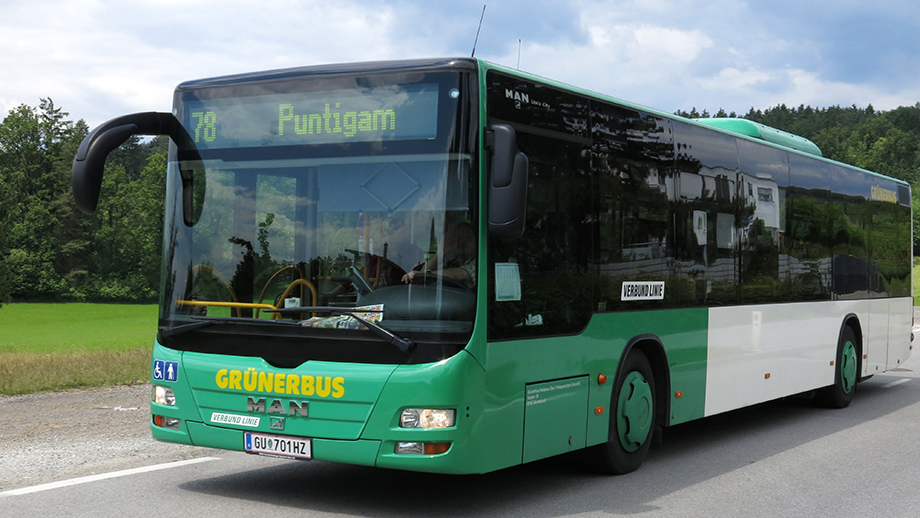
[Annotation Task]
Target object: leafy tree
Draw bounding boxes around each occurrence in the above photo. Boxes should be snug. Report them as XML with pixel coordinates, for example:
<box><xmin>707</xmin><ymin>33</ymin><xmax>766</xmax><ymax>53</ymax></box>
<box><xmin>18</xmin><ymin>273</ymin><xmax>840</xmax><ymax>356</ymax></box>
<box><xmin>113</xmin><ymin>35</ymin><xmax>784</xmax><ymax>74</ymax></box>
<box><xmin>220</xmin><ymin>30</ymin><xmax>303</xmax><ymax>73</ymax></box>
<box><xmin>0</xmin><ymin>99</ymin><xmax>83</xmax><ymax>301</ymax></box>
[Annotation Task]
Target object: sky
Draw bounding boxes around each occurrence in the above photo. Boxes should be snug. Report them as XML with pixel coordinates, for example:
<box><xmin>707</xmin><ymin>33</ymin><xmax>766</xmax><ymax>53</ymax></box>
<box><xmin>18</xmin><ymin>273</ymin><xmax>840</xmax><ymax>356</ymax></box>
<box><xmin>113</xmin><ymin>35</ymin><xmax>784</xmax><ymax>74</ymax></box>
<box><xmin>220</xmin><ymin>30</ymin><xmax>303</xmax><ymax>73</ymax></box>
<box><xmin>2</xmin><ymin>0</ymin><xmax>920</xmax><ymax>128</ymax></box>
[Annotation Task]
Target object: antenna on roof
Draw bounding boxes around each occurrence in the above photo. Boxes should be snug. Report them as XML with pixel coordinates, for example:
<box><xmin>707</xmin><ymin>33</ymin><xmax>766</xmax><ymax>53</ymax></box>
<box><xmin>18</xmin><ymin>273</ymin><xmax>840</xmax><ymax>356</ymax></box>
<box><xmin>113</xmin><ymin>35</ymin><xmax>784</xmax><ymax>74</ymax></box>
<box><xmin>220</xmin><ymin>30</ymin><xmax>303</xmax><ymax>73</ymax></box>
<box><xmin>517</xmin><ymin>39</ymin><xmax>522</xmax><ymax>69</ymax></box>
<box><xmin>471</xmin><ymin>5</ymin><xmax>486</xmax><ymax>57</ymax></box>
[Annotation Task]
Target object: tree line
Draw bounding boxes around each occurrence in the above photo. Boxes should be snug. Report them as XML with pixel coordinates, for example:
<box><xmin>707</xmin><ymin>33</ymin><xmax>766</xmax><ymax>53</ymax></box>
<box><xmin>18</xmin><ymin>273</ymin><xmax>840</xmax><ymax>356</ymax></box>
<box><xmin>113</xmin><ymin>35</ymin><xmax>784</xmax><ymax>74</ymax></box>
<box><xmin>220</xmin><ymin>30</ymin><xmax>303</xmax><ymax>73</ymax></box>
<box><xmin>0</xmin><ymin>100</ymin><xmax>166</xmax><ymax>305</ymax></box>
<box><xmin>1</xmin><ymin>99</ymin><xmax>920</xmax><ymax>305</ymax></box>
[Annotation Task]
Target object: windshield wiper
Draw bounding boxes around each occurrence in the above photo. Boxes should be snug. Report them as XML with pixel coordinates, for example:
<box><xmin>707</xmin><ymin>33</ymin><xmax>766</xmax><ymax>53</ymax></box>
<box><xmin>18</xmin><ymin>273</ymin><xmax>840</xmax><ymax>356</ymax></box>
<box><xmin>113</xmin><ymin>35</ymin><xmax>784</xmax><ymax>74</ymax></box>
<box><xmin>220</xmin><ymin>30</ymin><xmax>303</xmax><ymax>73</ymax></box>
<box><xmin>265</xmin><ymin>307</ymin><xmax>416</xmax><ymax>353</ymax></box>
<box><xmin>159</xmin><ymin>317</ymin><xmax>299</xmax><ymax>339</ymax></box>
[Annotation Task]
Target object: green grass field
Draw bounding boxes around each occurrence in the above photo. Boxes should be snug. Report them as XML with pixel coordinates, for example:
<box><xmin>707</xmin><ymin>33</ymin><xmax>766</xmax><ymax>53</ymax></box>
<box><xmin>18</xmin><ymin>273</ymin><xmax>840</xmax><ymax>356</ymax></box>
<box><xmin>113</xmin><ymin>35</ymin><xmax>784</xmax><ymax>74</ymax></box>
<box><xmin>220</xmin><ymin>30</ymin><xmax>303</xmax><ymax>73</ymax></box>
<box><xmin>0</xmin><ymin>303</ymin><xmax>158</xmax><ymax>395</ymax></box>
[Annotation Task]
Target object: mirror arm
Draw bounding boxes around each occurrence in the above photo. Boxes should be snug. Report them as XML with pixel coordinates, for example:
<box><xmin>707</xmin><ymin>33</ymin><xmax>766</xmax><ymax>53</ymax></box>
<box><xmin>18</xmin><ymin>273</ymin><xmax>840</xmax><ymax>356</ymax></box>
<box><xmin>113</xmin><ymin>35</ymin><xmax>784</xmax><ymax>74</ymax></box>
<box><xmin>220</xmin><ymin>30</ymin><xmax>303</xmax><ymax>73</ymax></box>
<box><xmin>72</xmin><ymin>112</ymin><xmax>196</xmax><ymax>214</ymax></box>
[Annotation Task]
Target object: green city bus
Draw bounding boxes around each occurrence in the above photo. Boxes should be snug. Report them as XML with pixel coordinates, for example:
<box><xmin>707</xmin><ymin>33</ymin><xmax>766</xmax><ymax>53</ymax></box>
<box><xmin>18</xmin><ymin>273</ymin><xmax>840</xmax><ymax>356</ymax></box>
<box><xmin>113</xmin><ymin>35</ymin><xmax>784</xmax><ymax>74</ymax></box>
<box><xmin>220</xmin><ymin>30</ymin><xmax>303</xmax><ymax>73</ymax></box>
<box><xmin>72</xmin><ymin>58</ymin><xmax>913</xmax><ymax>474</ymax></box>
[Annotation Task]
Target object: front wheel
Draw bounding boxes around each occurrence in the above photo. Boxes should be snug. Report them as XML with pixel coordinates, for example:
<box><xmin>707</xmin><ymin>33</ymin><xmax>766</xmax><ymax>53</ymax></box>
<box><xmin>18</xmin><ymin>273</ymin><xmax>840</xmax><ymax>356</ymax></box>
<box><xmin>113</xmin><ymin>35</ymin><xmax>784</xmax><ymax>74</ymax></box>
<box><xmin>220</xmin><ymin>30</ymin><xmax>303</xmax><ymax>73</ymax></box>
<box><xmin>593</xmin><ymin>349</ymin><xmax>656</xmax><ymax>474</ymax></box>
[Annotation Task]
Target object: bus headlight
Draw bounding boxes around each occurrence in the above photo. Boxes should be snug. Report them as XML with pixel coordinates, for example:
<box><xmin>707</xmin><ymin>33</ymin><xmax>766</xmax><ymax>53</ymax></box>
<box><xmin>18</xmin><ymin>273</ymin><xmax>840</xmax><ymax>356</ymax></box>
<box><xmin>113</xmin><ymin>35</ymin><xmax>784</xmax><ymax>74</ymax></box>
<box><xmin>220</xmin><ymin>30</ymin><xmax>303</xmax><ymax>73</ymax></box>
<box><xmin>154</xmin><ymin>386</ymin><xmax>176</xmax><ymax>406</ymax></box>
<box><xmin>399</xmin><ymin>408</ymin><xmax>456</xmax><ymax>429</ymax></box>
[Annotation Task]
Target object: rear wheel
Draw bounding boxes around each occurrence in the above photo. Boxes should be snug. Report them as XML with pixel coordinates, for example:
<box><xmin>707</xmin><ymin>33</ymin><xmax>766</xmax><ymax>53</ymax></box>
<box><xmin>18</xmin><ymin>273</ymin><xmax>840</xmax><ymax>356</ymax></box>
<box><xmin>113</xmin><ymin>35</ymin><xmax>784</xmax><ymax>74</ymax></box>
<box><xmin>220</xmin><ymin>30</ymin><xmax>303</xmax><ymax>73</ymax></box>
<box><xmin>594</xmin><ymin>349</ymin><xmax>656</xmax><ymax>474</ymax></box>
<box><xmin>820</xmin><ymin>326</ymin><xmax>858</xmax><ymax>409</ymax></box>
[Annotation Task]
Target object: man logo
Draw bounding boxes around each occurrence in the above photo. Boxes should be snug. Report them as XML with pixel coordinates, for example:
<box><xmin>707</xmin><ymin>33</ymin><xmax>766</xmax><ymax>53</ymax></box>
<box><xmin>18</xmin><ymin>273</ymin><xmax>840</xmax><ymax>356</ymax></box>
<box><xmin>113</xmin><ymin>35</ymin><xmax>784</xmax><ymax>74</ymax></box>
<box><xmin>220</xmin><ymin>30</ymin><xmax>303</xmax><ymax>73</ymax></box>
<box><xmin>270</xmin><ymin>417</ymin><xmax>285</xmax><ymax>430</ymax></box>
<box><xmin>505</xmin><ymin>88</ymin><xmax>530</xmax><ymax>109</ymax></box>
<box><xmin>247</xmin><ymin>397</ymin><xmax>309</xmax><ymax>417</ymax></box>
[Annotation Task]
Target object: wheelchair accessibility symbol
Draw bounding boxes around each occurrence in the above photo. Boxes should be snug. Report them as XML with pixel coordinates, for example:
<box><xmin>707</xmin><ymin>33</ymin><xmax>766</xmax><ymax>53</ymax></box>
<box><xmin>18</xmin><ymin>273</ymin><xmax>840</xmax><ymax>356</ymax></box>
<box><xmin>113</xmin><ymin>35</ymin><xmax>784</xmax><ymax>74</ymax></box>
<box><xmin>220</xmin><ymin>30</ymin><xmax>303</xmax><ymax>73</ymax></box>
<box><xmin>153</xmin><ymin>360</ymin><xmax>179</xmax><ymax>382</ymax></box>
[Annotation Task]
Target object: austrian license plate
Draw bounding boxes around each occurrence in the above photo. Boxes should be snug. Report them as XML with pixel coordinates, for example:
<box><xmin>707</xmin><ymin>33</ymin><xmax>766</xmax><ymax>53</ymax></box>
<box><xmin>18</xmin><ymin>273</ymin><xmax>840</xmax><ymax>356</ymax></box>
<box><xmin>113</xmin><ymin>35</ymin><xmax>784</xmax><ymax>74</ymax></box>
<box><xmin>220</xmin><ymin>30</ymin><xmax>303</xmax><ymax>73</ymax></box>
<box><xmin>244</xmin><ymin>432</ymin><xmax>312</xmax><ymax>460</ymax></box>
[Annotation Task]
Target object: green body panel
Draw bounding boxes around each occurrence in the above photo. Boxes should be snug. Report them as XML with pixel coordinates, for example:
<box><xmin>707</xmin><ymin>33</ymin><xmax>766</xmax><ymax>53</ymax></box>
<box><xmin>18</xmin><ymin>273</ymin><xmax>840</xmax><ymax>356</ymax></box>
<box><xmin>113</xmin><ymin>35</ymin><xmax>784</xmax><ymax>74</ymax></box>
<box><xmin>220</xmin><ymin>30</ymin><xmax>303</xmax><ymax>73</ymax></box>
<box><xmin>150</xmin><ymin>342</ymin><xmax>196</xmax><ymax>444</ymax></box>
<box><xmin>186</xmin><ymin>421</ymin><xmax>241</xmax><ymax>450</ymax></box>
<box><xmin>522</xmin><ymin>376</ymin><xmax>590</xmax><ymax>463</ymax></box>
<box><xmin>181</xmin><ymin>350</ymin><xmax>396</xmax><ymax>440</ymax></box>
<box><xmin>151</xmin><ymin>309</ymin><xmax>710</xmax><ymax>473</ymax></box>
<box><xmin>480</xmin><ymin>307</ymin><xmax>710</xmax><ymax>461</ymax></box>
<box><xmin>368</xmin><ymin>351</ymin><xmax>491</xmax><ymax>473</ymax></box>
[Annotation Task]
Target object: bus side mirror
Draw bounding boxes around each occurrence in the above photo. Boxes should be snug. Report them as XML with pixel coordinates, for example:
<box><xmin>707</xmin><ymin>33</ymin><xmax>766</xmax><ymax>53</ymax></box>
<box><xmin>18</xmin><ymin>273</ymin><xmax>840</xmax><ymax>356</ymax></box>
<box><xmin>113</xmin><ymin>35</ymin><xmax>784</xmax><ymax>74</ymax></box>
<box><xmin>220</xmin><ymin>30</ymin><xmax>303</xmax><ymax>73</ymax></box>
<box><xmin>488</xmin><ymin>124</ymin><xmax>529</xmax><ymax>240</ymax></box>
<box><xmin>72</xmin><ymin>112</ymin><xmax>202</xmax><ymax>225</ymax></box>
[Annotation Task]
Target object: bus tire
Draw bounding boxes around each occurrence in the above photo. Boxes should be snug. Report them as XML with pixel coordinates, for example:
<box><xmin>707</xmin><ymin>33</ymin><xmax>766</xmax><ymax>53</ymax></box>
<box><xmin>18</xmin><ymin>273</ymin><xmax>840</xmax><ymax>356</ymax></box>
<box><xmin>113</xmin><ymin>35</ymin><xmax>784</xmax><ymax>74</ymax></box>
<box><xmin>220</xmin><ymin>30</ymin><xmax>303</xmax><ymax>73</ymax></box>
<box><xmin>594</xmin><ymin>349</ymin><xmax>656</xmax><ymax>474</ymax></box>
<box><xmin>820</xmin><ymin>326</ymin><xmax>858</xmax><ymax>409</ymax></box>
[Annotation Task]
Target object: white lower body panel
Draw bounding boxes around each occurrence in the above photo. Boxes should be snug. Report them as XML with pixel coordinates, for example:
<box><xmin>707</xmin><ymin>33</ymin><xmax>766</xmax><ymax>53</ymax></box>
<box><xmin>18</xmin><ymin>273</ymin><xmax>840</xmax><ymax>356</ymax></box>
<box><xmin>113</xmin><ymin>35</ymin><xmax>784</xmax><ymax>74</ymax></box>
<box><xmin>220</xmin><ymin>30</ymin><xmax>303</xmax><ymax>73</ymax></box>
<box><xmin>704</xmin><ymin>298</ymin><xmax>912</xmax><ymax>417</ymax></box>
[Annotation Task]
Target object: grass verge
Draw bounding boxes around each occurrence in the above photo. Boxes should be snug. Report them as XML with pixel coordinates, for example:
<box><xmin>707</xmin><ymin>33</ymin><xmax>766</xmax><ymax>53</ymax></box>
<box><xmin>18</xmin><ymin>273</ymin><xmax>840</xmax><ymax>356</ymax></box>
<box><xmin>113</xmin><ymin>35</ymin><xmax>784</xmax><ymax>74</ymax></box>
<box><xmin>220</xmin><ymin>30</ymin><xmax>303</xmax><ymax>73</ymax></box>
<box><xmin>914</xmin><ymin>260</ymin><xmax>920</xmax><ymax>306</ymax></box>
<box><xmin>0</xmin><ymin>349</ymin><xmax>152</xmax><ymax>395</ymax></box>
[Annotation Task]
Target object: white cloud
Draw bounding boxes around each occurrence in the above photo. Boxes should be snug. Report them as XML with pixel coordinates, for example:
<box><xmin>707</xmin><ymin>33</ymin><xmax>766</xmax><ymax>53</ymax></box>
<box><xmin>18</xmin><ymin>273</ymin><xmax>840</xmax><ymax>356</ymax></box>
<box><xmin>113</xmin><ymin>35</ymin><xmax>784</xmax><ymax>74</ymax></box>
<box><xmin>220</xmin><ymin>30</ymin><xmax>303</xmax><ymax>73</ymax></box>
<box><xmin>630</xmin><ymin>25</ymin><xmax>713</xmax><ymax>64</ymax></box>
<box><xmin>2</xmin><ymin>0</ymin><xmax>920</xmax><ymax>129</ymax></box>
<box><xmin>0</xmin><ymin>0</ymin><xmax>408</xmax><ymax>126</ymax></box>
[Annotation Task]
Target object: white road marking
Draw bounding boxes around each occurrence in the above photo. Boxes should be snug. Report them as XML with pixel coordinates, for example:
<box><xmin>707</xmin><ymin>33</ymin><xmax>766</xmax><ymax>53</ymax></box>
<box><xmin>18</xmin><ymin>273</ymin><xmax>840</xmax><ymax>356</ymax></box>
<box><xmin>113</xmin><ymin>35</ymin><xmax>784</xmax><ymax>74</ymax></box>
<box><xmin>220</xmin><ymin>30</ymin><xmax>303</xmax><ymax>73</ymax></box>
<box><xmin>0</xmin><ymin>457</ymin><xmax>219</xmax><ymax>498</ymax></box>
<box><xmin>881</xmin><ymin>378</ymin><xmax>912</xmax><ymax>389</ymax></box>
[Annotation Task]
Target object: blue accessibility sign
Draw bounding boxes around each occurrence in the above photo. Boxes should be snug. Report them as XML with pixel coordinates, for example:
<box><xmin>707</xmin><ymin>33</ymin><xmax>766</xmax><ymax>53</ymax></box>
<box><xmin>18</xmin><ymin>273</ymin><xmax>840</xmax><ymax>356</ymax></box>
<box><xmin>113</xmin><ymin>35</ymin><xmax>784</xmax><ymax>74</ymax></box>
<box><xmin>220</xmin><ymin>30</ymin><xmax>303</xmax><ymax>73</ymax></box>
<box><xmin>153</xmin><ymin>360</ymin><xmax>179</xmax><ymax>382</ymax></box>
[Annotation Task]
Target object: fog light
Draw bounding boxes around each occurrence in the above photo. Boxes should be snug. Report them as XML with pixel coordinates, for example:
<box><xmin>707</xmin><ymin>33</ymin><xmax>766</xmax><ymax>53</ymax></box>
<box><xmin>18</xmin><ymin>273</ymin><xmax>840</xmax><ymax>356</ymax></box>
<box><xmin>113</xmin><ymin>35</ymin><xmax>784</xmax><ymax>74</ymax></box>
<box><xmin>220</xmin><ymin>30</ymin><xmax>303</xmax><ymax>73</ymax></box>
<box><xmin>153</xmin><ymin>415</ymin><xmax>180</xmax><ymax>430</ymax></box>
<box><xmin>154</xmin><ymin>386</ymin><xmax>176</xmax><ymax>406</ymax></box>
<box><xmin>395</xmin><ymin>442</ymin><xmax>451</xmax><ymax>455</ymax></box>
<box><xmin>395</xmin><ymin>441</ymin><xmax>424</xmax><ymax>455</ymax></box>
<box><xmin>399</xmin><ymin>408</ymin><xmax>456</xmax><ymax>429</ymax></box>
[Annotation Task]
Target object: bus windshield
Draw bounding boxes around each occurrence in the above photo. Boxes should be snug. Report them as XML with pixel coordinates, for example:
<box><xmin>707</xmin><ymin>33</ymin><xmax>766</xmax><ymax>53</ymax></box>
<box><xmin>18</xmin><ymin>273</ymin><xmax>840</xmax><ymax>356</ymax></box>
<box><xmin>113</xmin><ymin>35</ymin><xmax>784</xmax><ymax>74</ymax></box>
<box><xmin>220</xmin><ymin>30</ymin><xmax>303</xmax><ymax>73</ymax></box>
<box><xmin>158</xmin><ymin>68</ymin><xmax>477</xmax><ymax>364</ymax></box>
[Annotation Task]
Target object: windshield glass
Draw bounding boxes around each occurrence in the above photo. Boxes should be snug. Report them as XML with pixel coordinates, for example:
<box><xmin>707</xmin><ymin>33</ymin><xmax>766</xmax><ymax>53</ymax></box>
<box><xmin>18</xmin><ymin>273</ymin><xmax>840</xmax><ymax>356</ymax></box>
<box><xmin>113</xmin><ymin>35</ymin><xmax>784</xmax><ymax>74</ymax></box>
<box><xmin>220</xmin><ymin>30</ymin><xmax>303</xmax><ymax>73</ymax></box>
<box><xmin>159</xmin><ymin>68</ymin><xmax>477</xmax><ymax>364</ymax></box>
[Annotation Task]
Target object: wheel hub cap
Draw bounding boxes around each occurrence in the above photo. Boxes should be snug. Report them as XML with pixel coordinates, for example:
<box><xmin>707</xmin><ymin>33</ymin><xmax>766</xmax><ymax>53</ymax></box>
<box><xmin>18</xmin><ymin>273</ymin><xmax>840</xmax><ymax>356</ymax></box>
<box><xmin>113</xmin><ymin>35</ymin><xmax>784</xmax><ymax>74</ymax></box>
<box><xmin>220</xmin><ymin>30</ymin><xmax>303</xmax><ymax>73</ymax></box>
<box><xmin>617</xmin><ymin>371</ymin><xmax>652</xmax><ymax>452</ymax></box>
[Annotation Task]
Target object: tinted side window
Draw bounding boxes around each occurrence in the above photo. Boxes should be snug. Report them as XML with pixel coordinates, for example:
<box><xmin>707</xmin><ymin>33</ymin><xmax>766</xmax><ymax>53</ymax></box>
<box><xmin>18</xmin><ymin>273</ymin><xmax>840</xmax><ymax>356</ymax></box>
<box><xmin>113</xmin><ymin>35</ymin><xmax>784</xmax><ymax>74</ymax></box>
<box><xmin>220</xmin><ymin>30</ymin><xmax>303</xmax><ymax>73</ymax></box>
<box><xmin>786</xmin><ymin>154</ymin><xmax>833</xmax><ymax>301</ymax></box>
<box><xmin>487</xmin><ymin>72</ymin><xmax>594</xmax><ymax>339</ymax></box>
<box><xmin>672</xmin><ymin>122</ymin><xmax>740</xmax><ymax>306</ymax></box>
<box><xmin>829</xmin><ymin>165</ymin><xmax>870</xmax><ymax>299</ymax></box>
<box><xmin>736</xmin><ymin>139</ymin><xmax>788</xmax><ymax>303</ymax></box>
<box><xmin>866</xmin><ymin>177</ymin><xmax>911</xmax><ymax>297</ymax></box>
<box><xmin>592</xmin><ymin>102</ymin><xmax>675</xmax><ymax>310</ymax></box>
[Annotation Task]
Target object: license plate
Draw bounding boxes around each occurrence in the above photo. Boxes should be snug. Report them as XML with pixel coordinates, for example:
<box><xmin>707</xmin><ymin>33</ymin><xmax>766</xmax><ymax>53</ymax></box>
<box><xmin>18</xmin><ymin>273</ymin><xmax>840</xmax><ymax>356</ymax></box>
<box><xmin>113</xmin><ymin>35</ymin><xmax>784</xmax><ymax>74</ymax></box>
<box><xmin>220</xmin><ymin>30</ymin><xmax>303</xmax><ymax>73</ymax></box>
<box><xmin>244</xmin><ymin>432</ymin><xmax>312</xmax><ymax>460</ymax></box>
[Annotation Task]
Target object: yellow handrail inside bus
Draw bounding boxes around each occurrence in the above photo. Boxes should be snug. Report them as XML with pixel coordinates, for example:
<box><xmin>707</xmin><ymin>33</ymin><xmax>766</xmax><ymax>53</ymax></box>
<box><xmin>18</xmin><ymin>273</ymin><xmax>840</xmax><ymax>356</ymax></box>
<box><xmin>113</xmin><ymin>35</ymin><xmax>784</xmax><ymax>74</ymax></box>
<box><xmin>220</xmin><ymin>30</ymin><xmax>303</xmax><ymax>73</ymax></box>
<box><xmin>277</xmin><ymin>279</ymin><xmax>319</xmax><ymax>318</ymax></box>
<box><xmin>177</xmin><ymin>278</ymin><xmax>317</xmax><ymax>321</ymax></box>
<box><xmin>177</xmin><ymin>299</ymin><xmax>277</xmax><ymax>312</ymax></box>
<box><xmin>255</xmin><ymin>265</ymin><xmax>307</xmax><ymax>318</ymax></box>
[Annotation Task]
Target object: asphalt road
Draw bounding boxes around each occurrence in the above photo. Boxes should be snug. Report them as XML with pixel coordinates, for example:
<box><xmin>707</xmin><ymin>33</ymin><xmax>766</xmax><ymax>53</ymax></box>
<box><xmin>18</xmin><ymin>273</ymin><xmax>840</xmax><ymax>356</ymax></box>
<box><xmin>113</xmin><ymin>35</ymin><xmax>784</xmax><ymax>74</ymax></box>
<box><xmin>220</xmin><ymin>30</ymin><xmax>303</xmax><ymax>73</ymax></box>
<box><xmin>2</xmin><ymin>355</ymin><xmax>920</xmax><ymax>518</ymax></box>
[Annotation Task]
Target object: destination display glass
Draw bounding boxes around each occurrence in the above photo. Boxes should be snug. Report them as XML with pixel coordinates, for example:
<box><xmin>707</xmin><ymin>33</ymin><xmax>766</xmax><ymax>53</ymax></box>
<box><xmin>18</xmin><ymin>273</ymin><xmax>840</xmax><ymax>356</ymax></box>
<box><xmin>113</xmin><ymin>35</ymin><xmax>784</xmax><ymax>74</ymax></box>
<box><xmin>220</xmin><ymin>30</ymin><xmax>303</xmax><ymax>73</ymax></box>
<box><xmin>181</xmin><ymin>83</ymin><xmax>441</xmax><ymax>149</ymax></box>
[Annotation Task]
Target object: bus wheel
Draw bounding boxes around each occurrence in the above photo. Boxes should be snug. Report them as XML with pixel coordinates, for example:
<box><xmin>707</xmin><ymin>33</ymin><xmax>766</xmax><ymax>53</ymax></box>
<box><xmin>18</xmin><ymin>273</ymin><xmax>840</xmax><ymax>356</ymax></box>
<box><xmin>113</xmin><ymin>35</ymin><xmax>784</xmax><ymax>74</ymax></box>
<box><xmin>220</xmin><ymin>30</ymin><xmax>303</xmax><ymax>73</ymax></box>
<box><xmin>594</xmin><ymin>350</ymin><xmax>655</xmax><ymax>474</ymax></box>
<box><xmin>820</xmin><ymin>326</ymin><xmax>858</xmax><ymax>409</ymax></box>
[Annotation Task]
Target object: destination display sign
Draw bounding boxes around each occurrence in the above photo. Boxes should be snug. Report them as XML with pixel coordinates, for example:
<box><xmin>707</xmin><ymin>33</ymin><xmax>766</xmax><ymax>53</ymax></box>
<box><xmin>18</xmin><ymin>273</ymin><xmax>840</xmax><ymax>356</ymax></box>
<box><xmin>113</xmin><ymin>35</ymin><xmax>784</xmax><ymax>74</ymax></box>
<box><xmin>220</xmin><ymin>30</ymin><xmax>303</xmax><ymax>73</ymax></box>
<box><xmin>182</xmin><ymin>83</ymin><xmax>440</xmax><ymax>149</ymax></box>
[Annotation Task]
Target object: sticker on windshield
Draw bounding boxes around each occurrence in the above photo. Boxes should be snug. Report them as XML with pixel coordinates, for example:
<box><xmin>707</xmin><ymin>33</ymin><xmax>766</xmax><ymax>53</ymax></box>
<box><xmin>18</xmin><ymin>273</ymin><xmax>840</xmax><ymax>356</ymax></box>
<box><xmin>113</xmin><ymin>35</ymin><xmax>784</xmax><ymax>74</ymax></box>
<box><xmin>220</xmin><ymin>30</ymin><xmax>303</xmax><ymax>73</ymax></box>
<box><xmin>495</xmin><ymin>263</ymin><xmax>522</xmax><ymax>301</ymax></box>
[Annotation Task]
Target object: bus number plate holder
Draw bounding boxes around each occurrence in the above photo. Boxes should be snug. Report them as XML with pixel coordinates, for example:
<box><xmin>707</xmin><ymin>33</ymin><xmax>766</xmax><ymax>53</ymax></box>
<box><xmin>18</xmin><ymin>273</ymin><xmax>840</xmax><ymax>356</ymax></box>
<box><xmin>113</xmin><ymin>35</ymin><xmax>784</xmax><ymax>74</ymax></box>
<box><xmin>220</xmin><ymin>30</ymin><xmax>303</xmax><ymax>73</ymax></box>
<box><xmin>244</xmin><ymin>432</ymin><xmax>312</xmax><ymax>460</ymax></box>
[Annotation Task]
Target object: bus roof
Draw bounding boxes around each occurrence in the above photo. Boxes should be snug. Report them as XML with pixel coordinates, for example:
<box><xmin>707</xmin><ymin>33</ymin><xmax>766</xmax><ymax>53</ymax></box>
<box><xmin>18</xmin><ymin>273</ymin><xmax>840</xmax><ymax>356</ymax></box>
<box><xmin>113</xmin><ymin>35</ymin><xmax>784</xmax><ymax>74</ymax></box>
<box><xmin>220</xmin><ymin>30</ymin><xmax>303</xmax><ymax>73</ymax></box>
<box><xmin>695</xmin><ymin>118</ymin><xmax>823</xmax><ymax>157</ymax></box>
